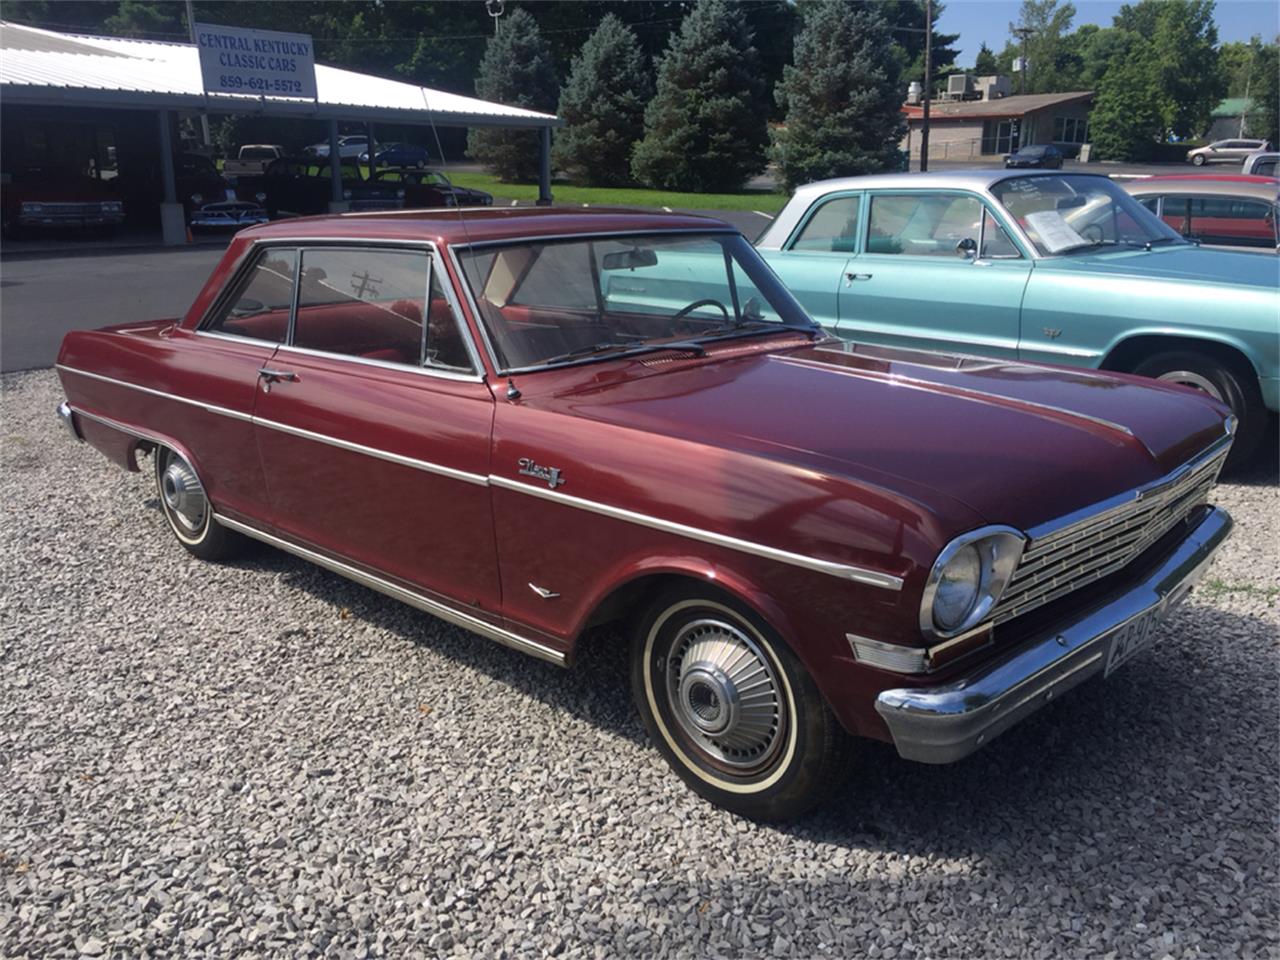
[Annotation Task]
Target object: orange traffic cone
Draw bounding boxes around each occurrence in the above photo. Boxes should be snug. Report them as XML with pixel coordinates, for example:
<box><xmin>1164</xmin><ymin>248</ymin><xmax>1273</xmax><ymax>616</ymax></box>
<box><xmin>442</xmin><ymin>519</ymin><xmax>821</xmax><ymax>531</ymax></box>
<box><xmin>185</xmin><ymin>225</ymin><xmax>194</xmax><ymax>244</ymax></box>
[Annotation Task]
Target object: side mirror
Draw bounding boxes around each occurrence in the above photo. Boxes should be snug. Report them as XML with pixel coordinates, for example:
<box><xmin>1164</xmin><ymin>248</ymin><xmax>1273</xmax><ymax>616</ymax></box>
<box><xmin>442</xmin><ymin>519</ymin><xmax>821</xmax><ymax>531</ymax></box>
<box><xmin>956</xmin><ymin>237</ymin><xmax>978</xmax><ymax>259</ymax></box>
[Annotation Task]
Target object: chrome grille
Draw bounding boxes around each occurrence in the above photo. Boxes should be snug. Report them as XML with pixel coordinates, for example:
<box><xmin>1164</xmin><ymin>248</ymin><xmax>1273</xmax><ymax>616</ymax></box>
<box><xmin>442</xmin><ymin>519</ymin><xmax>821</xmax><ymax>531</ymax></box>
<box><xmin>29</xmin><ymin>202</ymin><xmax>104</xmax><ymax>216</ymax></box>
<box><xmin>991</xmin><ymin>445</ymin><xmax>1228</xmax><ymax>625</ymax></box>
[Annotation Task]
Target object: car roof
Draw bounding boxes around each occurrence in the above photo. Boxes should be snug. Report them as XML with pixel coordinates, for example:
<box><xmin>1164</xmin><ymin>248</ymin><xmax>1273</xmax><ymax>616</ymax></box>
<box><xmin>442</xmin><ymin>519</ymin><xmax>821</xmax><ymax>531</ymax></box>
<box><xmin>237</xmin><ymin>207</ymin><xmax>735</xmax><ymax>245</ymax></box>
<box><xmin>1124</xmin><ymin>175</ymin><xmax>1279</xmax><ymax>201</ymax></box>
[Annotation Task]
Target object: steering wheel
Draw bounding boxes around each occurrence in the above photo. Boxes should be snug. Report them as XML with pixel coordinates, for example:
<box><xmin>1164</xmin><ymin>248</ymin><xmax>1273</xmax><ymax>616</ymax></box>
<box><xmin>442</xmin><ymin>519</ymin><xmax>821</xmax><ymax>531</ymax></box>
<box><xmin>1080</xmin><ymin>223</ymin><xmax>1105</xmax><ymax>243</ymax></box>
<box><xmin>669</xmin><ymin>298</ymin><xmax>730</xmax><ymax>332</ymax></box>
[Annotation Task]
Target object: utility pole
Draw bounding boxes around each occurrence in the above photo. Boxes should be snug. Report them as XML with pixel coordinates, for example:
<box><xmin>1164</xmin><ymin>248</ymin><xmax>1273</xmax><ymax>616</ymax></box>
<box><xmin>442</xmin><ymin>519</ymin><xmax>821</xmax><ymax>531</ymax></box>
<box><xmin>920</xmin><ymin>0</ymin><xmax>932</xmax><ymax>172</ymax></box>
<box><xmin>1013</xmin><ymin>26</ymin><xmax>1034</xmax><ymax>96</ymax></box>
<box><xmin>184</xmin><ymin>0</ymin><xmax>211</xmax><ymax>148</ymax></box>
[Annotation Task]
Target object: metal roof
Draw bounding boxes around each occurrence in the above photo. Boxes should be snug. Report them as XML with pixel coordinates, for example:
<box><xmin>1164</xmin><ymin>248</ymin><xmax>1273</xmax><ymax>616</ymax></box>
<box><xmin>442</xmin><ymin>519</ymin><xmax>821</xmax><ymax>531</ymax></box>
<box><xmin>0</xmin><ymin>20</ymin><xmax>559</xmax><ymax>128</ymax></box>
<box><xmin>901</xmin><ymin>91</ymin><xmax>1093</xmax><ymax>122</ymax></box>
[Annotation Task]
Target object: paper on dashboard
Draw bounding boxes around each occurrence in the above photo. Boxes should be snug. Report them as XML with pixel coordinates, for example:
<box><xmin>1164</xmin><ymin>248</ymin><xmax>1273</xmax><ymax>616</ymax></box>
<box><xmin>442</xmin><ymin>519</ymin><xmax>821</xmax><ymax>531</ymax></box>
<box><xmin>1023</xmin><ymin>210</ymin><xmax>1089</xmax><ymax>253</ymax></box>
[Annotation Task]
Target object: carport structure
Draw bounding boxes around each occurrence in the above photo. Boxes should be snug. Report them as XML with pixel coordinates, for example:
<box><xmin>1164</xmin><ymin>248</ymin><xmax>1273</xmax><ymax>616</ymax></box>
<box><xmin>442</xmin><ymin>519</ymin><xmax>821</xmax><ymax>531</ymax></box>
<box><xmin>0</xmin><ymin>20</ymin><xmax>560</xmax><ymax>244</ymax></box>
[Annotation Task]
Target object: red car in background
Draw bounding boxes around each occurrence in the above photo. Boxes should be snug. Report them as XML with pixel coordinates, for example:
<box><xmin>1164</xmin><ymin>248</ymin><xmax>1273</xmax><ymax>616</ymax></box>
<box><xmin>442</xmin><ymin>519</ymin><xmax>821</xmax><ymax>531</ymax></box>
<box><xmin>54</xmin><ymin>208</ymin><xmax>1234</xmax><ymax>818</ymax></box>
<box><xmin>1</xmin><ymin>171</ymin><xmax>124</xmax><ymax>238</ymax></box>
<box><xmin>1124</xmin><ymin>174</ymin><xmax>1279</xmax><ymax>251</ymax></box>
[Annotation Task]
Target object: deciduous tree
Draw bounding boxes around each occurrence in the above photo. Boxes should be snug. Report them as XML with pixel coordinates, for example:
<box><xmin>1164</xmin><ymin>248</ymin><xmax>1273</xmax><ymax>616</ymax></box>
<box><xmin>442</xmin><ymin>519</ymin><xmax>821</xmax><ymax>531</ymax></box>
<box><xmin>1088</xmin><ymin>32</ymin><xmax>1164</xmax><ymax>159</ymax></box>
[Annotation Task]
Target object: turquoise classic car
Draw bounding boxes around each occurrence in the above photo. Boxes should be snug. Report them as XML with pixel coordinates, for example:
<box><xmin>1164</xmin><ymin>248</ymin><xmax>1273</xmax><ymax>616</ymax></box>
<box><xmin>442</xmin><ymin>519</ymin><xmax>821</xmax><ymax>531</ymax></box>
<box><xmin>757</xmin><ymin>171</ymin><xmax>1279</xmax><ymax>468</ymax></box>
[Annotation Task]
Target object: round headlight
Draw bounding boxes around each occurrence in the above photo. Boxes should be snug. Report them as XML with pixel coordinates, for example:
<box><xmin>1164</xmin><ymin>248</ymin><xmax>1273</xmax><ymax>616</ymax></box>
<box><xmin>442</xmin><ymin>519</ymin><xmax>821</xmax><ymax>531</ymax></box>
<box><xmin>255</xmin><ymin>192</ymin><xmax>267</xmax><ymax>203</ymax></box>
<box><xmin>342</xmin><ymin>189</ymin><xmax>352</xmax><ymax>200</ymax></box>
<box><xmin>396</xmin><ymin>188</ymin><xmax>406</xmax><ymax>198</ymax></box>
<box><xmin>932</xmin><ymin>544</ymin><xmax>981</xmax><ymax>631</ymax></box>
<box><xmin>921</xmin><ymin>526</ymin><xmax>1026</xmax><ymax>639</ymax></box>
<box><xmin>190</xmin><ymin>193</ymin><xmax>204</xmax><ymax>205</ymax></box>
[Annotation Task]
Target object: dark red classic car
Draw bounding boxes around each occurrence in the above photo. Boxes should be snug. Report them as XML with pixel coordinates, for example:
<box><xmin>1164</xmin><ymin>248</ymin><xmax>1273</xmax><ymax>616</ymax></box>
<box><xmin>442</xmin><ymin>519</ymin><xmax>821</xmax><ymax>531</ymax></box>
<box><xmin>56</xmin><ymin>209</ymin><xmax>1234</xmax><ymax>819</ymax></box>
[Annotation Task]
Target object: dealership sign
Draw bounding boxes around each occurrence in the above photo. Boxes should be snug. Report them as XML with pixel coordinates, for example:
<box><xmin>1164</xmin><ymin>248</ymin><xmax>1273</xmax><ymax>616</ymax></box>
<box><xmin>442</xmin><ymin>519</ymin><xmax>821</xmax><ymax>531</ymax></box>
<box><xmin>194</xmin><ymin>22</ymin><xmax>317</xmax><ymax>100</ymax></box>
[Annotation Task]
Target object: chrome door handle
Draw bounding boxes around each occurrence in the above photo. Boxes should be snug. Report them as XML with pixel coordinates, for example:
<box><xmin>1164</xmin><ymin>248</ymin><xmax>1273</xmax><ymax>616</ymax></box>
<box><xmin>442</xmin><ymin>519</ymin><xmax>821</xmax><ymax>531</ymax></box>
<box><xmin>845</xmin><ymin>272</ymin><xmax>873</xmax><ymax>282</ymax></box>
<box><xmin>258</xmin><ymin>367</ymin><xmax>298</xmax><ymax>383</ymax></box>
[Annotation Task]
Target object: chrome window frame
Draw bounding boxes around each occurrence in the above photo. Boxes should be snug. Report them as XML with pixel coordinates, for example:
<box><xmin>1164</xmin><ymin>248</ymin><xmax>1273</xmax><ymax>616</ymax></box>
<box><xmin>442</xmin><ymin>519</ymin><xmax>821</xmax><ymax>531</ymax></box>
<box><xmin>781</xmin><ymin>190</ymin><xmax>866</xmax><ymax>254</ymax></box>
<box><xmin>196</xmin><ymin>237</ymin><xmax>485</xmax><ymax>381</ymax></box>
<box><xmin>859</xmin><ymin>188</ymin><xmax>1033</xmax><ymax>261</ymax></box>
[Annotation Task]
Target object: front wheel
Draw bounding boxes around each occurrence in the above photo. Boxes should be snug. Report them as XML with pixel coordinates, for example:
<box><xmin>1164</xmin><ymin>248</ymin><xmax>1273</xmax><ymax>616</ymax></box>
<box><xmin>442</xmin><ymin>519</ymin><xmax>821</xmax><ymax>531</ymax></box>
<box><xmin>1133</xmin><ymin>351</ymin><xmax>1265</xmax><ymax>470</ymax></box>
<box><xmin>631</xmin><ymin>585</ymin><xmax>849</xmax><ymax>820</ymax></box>
<box><xmin>1192</xmin><ymin>154</ymin><xmax>1207</xmax><ymax>166</ymax></box>
<box><xmin>154</xmin><ymin>446</ymin><xmax>246</xmax><ymax>560</ymax></box>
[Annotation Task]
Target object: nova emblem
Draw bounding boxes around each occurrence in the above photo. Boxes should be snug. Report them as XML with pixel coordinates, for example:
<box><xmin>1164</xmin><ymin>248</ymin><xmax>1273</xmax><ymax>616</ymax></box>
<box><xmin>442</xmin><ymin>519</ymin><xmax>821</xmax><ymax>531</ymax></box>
<box><xmin>1042</xmin><ymin>327</ymin><xmax>1062</xmax><ymax>339</ymax></box>
<box><xmin>518</xmin><ymin>457</ymin><xmax>564</xmax><ymax>489</ymax></box>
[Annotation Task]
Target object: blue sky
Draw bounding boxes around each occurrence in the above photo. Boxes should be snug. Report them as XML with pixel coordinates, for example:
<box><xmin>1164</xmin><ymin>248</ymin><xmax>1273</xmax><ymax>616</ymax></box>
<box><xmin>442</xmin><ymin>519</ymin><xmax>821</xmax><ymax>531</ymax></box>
<box><xmin>938</xmin><ymin>0</ymin><xmax>1280</xmax><ymax>65</ymax></box>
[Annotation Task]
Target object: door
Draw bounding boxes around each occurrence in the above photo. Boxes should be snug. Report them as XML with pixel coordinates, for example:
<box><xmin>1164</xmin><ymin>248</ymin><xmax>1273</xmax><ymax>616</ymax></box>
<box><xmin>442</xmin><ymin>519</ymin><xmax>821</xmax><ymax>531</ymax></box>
<box><xmin>759</xmin><ymin>192</ymin><xmax>862</xmax><ymax>330</ymax></box>
<box><xmin>836</xmin><ymin>192</ymin><xmax>1032</xmax><ymax>359</ymax></box>
<box><xmin>252</xmin><ymin>244</ymin><xmax>502</xmax><ymax>614</ymax></box>
<box><xmin>176</xmin><ymin>244</ymin><xmax>296</xmax><ymax>523</ymax></box>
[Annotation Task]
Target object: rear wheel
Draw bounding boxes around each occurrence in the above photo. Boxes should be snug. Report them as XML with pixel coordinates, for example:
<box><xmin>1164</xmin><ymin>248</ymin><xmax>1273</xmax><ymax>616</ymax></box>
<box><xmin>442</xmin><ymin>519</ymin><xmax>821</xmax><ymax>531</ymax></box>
<box><xmin>1133</xmin><ymin>350</ymin><xmax>1264</xmax><ymax>470</ymax></box>
<box><xmin>154</xmin><ymin>446</ymin><xmax>245</xmax><ymax>560</ymax></box>
<box><xmin>631</xmin><ymin>584</ymin><xmax>849</xmax><ymax>820</ymax></box>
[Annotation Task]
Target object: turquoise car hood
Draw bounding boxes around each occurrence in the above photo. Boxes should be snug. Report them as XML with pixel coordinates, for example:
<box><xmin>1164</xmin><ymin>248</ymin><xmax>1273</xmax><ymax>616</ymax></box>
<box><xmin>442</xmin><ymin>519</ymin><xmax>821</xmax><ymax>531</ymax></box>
<box><xmin>1036</xmin><ymin>245</ymin><xmax>1279</xmax><ymax>289</ymax></box>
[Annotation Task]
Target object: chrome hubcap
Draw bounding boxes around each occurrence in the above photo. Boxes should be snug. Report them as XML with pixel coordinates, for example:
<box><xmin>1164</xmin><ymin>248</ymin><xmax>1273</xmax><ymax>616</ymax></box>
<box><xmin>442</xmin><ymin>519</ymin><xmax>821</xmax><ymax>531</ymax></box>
<box><xmin>666</xmin><ymin>619</ymin><xmax>783</xmax><ymax>770</ymax></box>
<box><xmin>161</xmin><ymin>455</ymin><xmax>206</xmax><ymax>532</ymax></box>
<box><xmin>1158</xmin><ymin>370</ymin><xmax>1222</xmax><ymax>402</ymax></box>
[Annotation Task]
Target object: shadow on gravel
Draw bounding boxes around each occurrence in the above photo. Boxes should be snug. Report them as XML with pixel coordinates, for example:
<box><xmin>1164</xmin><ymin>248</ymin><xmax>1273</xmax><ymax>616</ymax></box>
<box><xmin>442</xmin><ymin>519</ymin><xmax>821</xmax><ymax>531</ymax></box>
<box><xmin>218</xmin><ymin>538</ymin><xmax>1275</xmax><ymax>871</ymax></box>
<box><xmin>1231</xmin><ymin>415</ymin><xmax>1279</xmax><ymax>487</ymax></box>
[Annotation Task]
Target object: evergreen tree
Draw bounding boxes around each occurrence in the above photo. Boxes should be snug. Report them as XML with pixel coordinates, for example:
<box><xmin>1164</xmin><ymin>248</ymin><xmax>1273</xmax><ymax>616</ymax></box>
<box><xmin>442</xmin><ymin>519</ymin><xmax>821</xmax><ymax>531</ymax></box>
<box><xmin>771</xmin><ymin>0</ymin><xmax>905</xmax><ymax>191</ymax></box>
<box><xmin>553</xmin><ymin>15</ymin><xmax>652</xmax><ymax>186</ymax></box>
<box><xmin>467</xmin><ymin>8</ymin><xmax>558</xmax><ymax>182</ymax></box>
<box><xmin>631</xmin><ymin>0</ymin><xmax>769</xmax><ymax>192</ymax></box>
<box><xmin>974</xmin><ymin>42</ymin><xmax>999</xmax><ymax>75</ymax></box>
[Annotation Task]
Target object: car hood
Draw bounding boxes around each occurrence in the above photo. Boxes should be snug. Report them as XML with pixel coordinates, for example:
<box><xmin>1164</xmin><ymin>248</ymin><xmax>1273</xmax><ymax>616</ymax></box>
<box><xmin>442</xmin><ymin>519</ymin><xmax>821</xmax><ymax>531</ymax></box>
<box><xmin>1038</xmin><ymin>244</ymin><xmax>1279</xmax><ymax>288</ymax></box>
<box><xmin>532</xmin><ymin>338</ymin><xmax>1229</xmax><ymax>535</ymax></box>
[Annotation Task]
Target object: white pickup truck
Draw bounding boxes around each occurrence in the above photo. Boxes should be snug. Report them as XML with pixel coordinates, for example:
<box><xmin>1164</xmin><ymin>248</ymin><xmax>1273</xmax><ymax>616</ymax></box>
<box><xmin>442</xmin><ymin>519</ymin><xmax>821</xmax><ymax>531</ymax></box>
<box><xmin>222</xmin><ymin>145</ymin><xmax>286</xmax><ymax>177</ymax></box>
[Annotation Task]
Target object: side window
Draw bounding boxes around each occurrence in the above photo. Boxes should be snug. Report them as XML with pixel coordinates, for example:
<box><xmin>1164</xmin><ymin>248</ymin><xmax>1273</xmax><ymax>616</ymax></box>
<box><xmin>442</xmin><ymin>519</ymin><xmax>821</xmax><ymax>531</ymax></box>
<box><xmin>1136</xmin><ymin>196</ymin><xmax>1160</xmax><ymax>214</ymax></box>
<box><xmin>424</xmin><ymin>267</ymin><xmax>473</xmax><ymax>371</ymax></box>
<box><xmin>980</xmin><ymin>209</ymin><xmax>1021</xmax><ymax>258</ymax></box>
<box><xmin>866</xmin><ymin>193</ymin><xmax>982</xmax><ymax>257</ymax></box>
<box><xmin>790</xmin><ymin>196</ymin><xmax>861</xmax><ymax>252</ymax></box>
<box><xmin>292</xmin><ymin>247</ymin><xmax>435</xmax><ymax>367</ymax></box>
<box><xmin>205</xmin><ymin>247</ymin><xmax>295</xmax><ymax>343</ymax></box>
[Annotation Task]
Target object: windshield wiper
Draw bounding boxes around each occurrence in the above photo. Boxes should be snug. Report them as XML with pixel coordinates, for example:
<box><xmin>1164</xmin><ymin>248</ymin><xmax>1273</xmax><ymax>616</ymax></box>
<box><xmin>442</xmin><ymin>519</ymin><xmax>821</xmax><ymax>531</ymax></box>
<box><xmin>542</xmin><ymin>339</ymin><xmax>706</xmax><ymax>366</ymax></box>
<box><xmin>697</xmin><ymin>319</ymin><xmax>823</xmax><ymax>342</ymax></box>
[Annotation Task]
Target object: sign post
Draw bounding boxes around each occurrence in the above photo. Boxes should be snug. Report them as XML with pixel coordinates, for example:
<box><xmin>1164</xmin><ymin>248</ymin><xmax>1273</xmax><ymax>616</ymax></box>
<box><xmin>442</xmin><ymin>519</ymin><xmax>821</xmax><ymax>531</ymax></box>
<box><xmin>193</xmin><ymin>22</ymin><xmax>317</xmax><ymax>100</ymax></box>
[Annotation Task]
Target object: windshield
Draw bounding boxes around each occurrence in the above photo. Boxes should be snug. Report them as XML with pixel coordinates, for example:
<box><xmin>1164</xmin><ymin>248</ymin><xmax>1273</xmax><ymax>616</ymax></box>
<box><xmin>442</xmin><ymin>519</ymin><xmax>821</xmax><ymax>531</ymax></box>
<box><xmin>991</xmin><ymin>174</ymin><xmax>1183</xmax><ymax>256</ymax></box>
<box><xmin>456</xmin><ymin>232</ymin><xmax>816</xmax><ymax>371</ymax></box>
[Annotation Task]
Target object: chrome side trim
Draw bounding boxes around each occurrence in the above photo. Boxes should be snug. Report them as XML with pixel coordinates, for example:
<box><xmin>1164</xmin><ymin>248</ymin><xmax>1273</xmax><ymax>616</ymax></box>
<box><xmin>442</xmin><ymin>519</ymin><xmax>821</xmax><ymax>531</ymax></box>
<box><xmin>253</xmin><ymin>416</ymin><xmax>488</xmax><ymax>486</ymax></box>
<box><xmin>876</xmin><ymin>505</ymin><xmax>1232</xmax><ymax>763</ymax></box>
<box><xmin>56</xmin><ymin>365</ymin><xmax>253</xmax><ymax>422</ymax></box>
<box><xmin>212</xmin><ymin>513</ymin><xmax>566</xmax><ymax>666</ymax></box>
<box><xmin>490</xmin><ymin>476</ymin><xmax>905</xmax><ymax>590</ymax></box>
<box><xmin>59</xmin><ymin>366</ymin><xmax>903</xmax><ymax>589</ymax></box>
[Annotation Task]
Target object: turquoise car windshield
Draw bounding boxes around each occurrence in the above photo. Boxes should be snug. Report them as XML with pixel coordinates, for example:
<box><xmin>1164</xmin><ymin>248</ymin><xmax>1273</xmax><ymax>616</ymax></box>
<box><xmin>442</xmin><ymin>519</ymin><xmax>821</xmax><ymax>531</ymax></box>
<box><xmin>457</xmin><ymin>232</ymin><xmax>816</xmax><ymax>371</ymax></box>
<box><xmin>992</xmin><ymin>175</ymin><xmax>1184</xmax><ymax>256</ymax></box>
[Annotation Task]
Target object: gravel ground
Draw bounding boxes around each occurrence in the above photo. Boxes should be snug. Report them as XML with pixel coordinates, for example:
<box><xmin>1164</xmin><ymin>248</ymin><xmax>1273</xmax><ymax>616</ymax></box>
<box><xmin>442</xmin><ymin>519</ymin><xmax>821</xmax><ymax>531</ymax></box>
<box><xmin>2</xmin><ymin>368</ymin><xmax>1277</xmax><ymax>959</ymax></box>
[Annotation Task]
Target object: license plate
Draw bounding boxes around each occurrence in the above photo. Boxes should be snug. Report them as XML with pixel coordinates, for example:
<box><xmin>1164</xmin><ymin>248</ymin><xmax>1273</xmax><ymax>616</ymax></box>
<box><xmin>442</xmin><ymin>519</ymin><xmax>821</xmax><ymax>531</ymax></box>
<box><xmin>1104</xmin><ymin>609</ymin><xmax>1161</xmax><ymax>678</ymax></box>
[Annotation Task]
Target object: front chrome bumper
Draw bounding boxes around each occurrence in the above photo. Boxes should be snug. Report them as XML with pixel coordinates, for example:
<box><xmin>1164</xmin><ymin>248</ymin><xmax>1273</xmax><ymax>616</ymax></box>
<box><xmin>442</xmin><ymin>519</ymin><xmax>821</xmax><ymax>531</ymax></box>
<box><xmin>875</xmin><ymin>506</ymin><xmax>1232</xmax><ymax>764</ymax></box>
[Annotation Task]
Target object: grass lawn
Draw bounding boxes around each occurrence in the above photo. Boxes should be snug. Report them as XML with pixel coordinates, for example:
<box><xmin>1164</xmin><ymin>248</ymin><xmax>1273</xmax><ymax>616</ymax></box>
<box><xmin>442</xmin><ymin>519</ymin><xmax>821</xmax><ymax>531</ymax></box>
<box><xmin>446</xmin><ymin>172</ymin><xmax>787</xmax><ymax>213</ymax></box>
